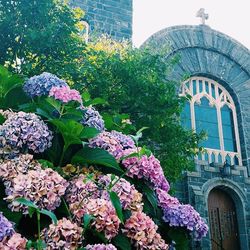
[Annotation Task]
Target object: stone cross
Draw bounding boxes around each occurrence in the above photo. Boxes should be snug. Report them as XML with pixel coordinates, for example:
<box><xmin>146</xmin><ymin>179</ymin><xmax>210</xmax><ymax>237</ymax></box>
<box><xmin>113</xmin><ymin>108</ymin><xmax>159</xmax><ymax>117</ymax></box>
<box><xmin>196</xmin><ymin>8</ymin><xmax>209</xmax><ymax>25</ymax></box>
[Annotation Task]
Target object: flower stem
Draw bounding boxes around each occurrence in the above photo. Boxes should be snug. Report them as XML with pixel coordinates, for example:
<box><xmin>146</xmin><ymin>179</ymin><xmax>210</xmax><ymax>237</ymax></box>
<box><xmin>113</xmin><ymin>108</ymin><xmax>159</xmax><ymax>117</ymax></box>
<box><xmin>37</xmin><ymin>211</ymin><xmax>41</xmax><ymax>250</ymax></box>
<box><xmin>62</xmin><ymin>197</ymin><xmax>72</xmax><ymax>220</ymax></box>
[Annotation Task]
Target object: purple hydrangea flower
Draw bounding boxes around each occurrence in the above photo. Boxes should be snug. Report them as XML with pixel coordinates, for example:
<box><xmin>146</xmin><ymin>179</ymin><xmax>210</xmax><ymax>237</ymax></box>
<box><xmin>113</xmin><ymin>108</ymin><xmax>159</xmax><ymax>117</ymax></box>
<box><xmin>80</xmin><ymin>106</ymin><xmax>105</xmax><ymax>132</ymax></box>
<box><xmin>110</xmin><ymin>131</ymin><xmax>135</xmax><ymax>149</ymax></box>
<box><xmin>156</xmin><ymin>188</ymin><xmax>208</xmax><ymax>241</ymax></box>
<box><xmin>23</xmin><ymin>72</ymin><xmax>68</xmax><ymax>98</ymax></box>
<box><xmin>0</xmin><ymin>212</ymin><xmax>15</xmax><ymax>241</ymax></box>
<box><xmin>1</xmin><ymin>112</ymin><xmax>53</xmax><ymax>153</ymax></box>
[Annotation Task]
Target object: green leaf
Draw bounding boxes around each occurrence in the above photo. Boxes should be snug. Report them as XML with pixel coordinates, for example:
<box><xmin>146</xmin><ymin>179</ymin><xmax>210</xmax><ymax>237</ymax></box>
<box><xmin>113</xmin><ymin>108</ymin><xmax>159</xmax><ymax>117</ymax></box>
<box><xmin>28</xmin><ymin>207</ymin><xmax>36</xmax><ymax>218</ymax></box>
<box><xmin>50</xmin><ymin>119</ymin><xmax>83</xmax><ymax>149</ymax></box>
<box><xmin>113</xmin><ymin>233</ymin><xmax>132</xmax><ymax>250</ymax></box>
<box><xmin>15</xmin><ymin>198</ymin><xmax>38</xmax><ymax>209</ymax></box>
<box><xmin>85</xmin><ymin>97</ymin><xmax>108</xmax><ymax>106</ymax></box>
<box><xmin>80</xmin><ymin>127</ymin><xmax>100</xmax><ymax>139</ymax></box>
<box><xmin>37</xmin><ymin>159</ymin><xmax>54</xmax><ymax>168</ymax></box>
<box><xmin>36</xmin><ymin>239</ymin><xmax>47</xmax><ymax>249</ymax></box>
<box><xmin>83</xmin><ymin>214</ymin><xmax>93</xmax><ymax>230</ymax></box>
<box><xmin>26</xmin><ymin>240</ymin><xmax>34</xmax><ymax>250</ymax></box>
<box><xmin>40</xmin><ymin>209</ymin><xmax>58</xmax><ymax>224</ymax></box>
<box><xmin>142</xmin><ymin>185</ymin><xmax>158</xmax><ymax>214</ymax></box>
<box><xmin>109</xmin><ymin>191</ymin><xmax>124</xmax><ymax>224</ymax></box>
<box><xmin>0</xmin><ymin>114</ymin><xmax>6</xmax><ymax>125</ymax></box>
<box><xmin>72</xmin><ymin>147</ymin><xmax>123</xmax><ymax>172</ymax></box>
<box><xmin>82</xmin><ymin>91</ymin><xmax>91</xmax><ymax>102</ymax></box>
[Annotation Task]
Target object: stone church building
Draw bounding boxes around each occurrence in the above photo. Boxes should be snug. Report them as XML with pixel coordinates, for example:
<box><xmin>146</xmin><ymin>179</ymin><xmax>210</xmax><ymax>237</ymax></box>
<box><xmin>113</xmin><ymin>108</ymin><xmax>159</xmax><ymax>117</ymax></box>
<box><xmin>71</xmin><ymin>1</ymin><xmax>250</xmax><ymax>249</ymax></box>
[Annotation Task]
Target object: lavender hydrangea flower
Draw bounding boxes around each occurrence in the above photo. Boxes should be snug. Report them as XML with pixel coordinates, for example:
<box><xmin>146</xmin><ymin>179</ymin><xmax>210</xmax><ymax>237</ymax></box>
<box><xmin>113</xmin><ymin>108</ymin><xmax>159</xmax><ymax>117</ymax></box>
<box><xmin>80</xmin><ymin>106</ymin><xmax>105</xmax><ymax>132</ymax></box>
<box><xmin>1</xmin><ymin>112</ymin><xmax>53</xmax><ymax>153</ymax></box>
<box><xmin>110</xmin><ymin>131</ymin><xmax>135</xmax><ymax>149</ymax></box>
<box><xmin>0</xmin><ymin>212</ymin><xmax>15</xmax><ymax>241</ymax></box>
<box><xmin>23</xmin><ymin>72</ymin><xmax>68</xmax><ymax>98</ymax></box>
<box><xmin>86</xmin><ymin>244</ymin><xmax>117</xmax><ymax>250</ymax></box>
<box><xmin>89</xmin><ymin>131</ymin><xmax>136</xmax><ymax>160</ymax></box>
<box><xmin>156</xmin><ymin>188</ymin><xmax>208</xmax><ymax>241</ymax></box>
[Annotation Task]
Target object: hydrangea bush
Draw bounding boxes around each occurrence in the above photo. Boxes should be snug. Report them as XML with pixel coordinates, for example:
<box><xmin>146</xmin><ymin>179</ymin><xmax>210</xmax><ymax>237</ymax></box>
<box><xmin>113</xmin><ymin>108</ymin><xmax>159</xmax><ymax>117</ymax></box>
<box><xmin>0</xmin><ymin>71</ymin><xmax>208</xmax><ymax>249</ymax></box>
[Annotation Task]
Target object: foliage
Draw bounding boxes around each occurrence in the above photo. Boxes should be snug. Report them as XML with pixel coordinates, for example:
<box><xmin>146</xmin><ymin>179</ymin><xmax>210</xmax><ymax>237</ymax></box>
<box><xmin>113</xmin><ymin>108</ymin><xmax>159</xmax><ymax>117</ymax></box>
<box><xmin>0</xmin><ymin>68</ymin><xmax>208</xmax><ymax>249</ymax></box>
<box><xmin>0</xmin><ymin>0</ymin><xmax>204</xmax><ymax>183</ymax></box>
<box><xmin>0</xmin><ymin>0</ymin><xmax>85</xmax><ymax>82</ymax></box>
<box><xmin>75</xmin><ymin>37</ymin><xmax>204</xmax><ymax>183</ymax></box>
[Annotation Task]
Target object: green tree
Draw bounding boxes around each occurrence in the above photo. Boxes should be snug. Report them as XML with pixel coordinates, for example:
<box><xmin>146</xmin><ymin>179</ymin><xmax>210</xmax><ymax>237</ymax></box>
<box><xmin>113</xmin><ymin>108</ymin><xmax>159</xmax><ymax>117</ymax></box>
<box><xmin>0</xmin><ymin>0</ymin><xmax>85</xmax><ymax>82</ymax></box>
<box><xmin>0</xmin><ymin>0</ymin><xmax>203</xmax><ymax>183</ymax></box>
<box><xmin>78</xmin><ymin>38</ymin><xmax>204</xmax><ymax>183</ymax></box>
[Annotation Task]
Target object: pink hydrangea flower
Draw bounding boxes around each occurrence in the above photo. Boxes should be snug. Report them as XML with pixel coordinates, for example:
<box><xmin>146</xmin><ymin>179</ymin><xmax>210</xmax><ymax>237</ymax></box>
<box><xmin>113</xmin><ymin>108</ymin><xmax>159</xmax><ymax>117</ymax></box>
<box><xmin>0</xmin><ymin>154</ymin><xmax>39</xmax><ymax>182</ymax></box>
<box><xmin>98</xmin><ymin>174</ymin><xmax>143</xmax><ymax>211</ymax></box>
<box><xmin>70</xmin><ymin>198</ymin><xmax>120</xmax><ymax>240</ymax></box>
<box><xmin>5</xmin><ymin>168</ymin><xmax>68</xmax><ymax>212</ymax></box>
<box><xmin>123</xmin><ymin>211</ymin><xmax>168</xmax><ymax>249</ymax></box>
<box><xmin>0</xmin><ymin>233</ymin><xmax>27</xmax><ymax>250</ymax></box>
<box><xmin>86</xmin><ymin>244</ymin><xmax>117</xmax><ymax>250</ymax></box>
<box><xmin>122</xmin><ymin>152</ymin><xmax>170</xmax><ymax>192</ymax></box>
<box><xmin>41</xmin><ymin>218</ymin><xmax>83</xmax><ymax>250</ymax></box>
<box><xmin>49</xmin><ymin>86</ymin><xmax>82</xmax><ymax>103</ymax></box>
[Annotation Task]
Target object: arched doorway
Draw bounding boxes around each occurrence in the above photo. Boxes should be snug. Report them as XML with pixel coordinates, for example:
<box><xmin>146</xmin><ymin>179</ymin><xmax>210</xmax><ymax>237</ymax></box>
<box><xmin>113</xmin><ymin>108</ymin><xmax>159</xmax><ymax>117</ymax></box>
<box><xmin>208</xmin><ymin>188</ymin><xmax>240</xmax><ymax>250</ymax></box>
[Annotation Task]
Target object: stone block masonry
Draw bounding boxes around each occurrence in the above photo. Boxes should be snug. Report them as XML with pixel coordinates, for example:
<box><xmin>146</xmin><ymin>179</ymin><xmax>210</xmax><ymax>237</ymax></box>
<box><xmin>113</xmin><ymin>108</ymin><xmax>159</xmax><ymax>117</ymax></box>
<box><xmin>70</xmin><ymin>0</ymin><xmax>133</xmax><ymax>40</ymax></box>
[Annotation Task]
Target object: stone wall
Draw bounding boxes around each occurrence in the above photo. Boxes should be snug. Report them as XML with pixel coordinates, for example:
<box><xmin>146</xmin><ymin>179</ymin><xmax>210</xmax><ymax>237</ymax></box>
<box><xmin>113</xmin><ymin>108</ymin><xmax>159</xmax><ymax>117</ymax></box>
<box><xmin>175</xmin><ymin>161</ymin><xmax>250</xmax><ymax>250</ymax></box>
<box><xmin>70</xmin><ymin>0</ymin><xmax>132</xmax><ymax>40</ymax></box>
<box><xmin>144</xmin><ymin>25</ymin><xmax>250</xmax><ymax>249</ymax></box>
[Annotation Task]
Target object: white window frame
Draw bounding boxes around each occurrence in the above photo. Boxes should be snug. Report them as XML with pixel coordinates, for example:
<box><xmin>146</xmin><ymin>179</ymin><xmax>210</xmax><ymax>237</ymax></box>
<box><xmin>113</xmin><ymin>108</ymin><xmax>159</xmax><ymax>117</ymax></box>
<box><xmin>180</xmin><ymin>77</ymin><xmax>242</xmax><ymax>165</ymax></box>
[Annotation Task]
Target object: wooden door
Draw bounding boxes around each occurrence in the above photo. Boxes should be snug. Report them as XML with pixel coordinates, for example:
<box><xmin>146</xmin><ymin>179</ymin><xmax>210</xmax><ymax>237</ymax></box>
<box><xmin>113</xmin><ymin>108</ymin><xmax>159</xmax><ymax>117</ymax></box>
<box><xmin>208</xmin><ymin>189</ymin><xmax>240</xmax><ymax>250</ymax></box>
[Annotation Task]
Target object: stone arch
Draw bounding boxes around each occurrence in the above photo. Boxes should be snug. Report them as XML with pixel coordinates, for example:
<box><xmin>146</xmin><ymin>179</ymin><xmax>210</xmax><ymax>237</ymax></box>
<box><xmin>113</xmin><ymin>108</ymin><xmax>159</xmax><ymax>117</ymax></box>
<box><xmin>143</xmin><ymin>25</ymin><xmax>250</xmax><ymax>169</ymax></box>
<box><xmin>202</xmin><ymin>178</ymin><xmax>248</xmax><ymax>249</ymax></box>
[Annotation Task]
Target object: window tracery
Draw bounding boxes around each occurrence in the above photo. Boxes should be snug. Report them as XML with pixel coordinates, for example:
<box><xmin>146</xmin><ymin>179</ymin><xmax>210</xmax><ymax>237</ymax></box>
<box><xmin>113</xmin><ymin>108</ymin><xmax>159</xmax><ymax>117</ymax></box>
<box><xmin>180</xmin><ymin>77</ymin><xmax>242</xmax><ymax>165</ymax></box>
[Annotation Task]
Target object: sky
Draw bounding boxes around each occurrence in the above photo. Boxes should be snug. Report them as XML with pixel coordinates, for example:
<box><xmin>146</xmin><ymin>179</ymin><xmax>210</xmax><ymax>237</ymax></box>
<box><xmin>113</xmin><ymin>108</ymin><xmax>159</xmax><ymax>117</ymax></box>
<box><xmin>133</xmin><ymin>0</ymin><xmax>250</xmax><ymax>49</ymax></box>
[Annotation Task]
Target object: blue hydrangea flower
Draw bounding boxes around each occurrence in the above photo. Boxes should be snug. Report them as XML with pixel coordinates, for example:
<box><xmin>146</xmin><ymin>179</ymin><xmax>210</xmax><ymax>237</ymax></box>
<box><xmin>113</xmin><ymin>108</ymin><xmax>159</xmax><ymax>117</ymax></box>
<box><xmin>1</xmin><ymin>112</ymin><xmax>53</xmax><ymax>154</ymax></box>
<box><xmin>0</xmin><ymin>212</ymin><xmax>14</xmax><ymax>241</ymax></box>
<box><xmin>80</xmin><ymin>106</ymin><xmax>105</xmax><ymax>132</ymax></box>
<box><xmin>23</xmin><ymin>72</ymin><xmax>68</xmax><ymax>98</ymax></box>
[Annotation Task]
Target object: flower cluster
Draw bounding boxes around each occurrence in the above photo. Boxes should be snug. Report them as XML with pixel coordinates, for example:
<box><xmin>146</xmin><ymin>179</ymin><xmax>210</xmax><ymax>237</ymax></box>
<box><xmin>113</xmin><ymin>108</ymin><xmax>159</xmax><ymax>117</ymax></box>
<box><xmin>89</xmin><ymin>131</ymin><xmax>135</xmax><ymax>159</ymax></box>
<box><xmin>66</xmin><ymin>174</ymin><xmax>99</xmax><ymax>206</ymax></box>
<box><xmin>123</xmin><ymin>211</ymin><xmax>168</xmax><ymax>250</ymax></box>
<box><xmin>41</xmin><ymin>218</ymin><xmax>83</xmax><ymax>250</ymax></box>
<box><xmin>5</xmin><ymin>167</ymin><xmax>68</xmax><ymax>212</ymax></box>
<box><xmin>71</xmin><ymin>198</ymin><xmax>120</xmax><ymax>240</ymax></box>
<box><xmin>122</xmin><ymin>153</ymin><xmax>170</xmax><ymax>192</ymax></box>
<box><xmin>156</xmin><ymin>189</ymin><xmax>208</xmax><ymax>240</ymax></box>
<box><xmin>81</xmin><ymin>106</ymin><xmax>105</xmax><ymax>131</ymax></box>
<box><xmin>49</xmin><ymin>86</ymin><xmax>82</xmax><ymax>103</ymax></box>
<box><xmin>0</xmin><ymin>109</ymin><xmax>15</xmax><ymax>120</ymax></box>
<box><xmin>0</xmin><ymin>154</ymin><xmax>35</xmax><ymax>182</ymax></box>
<box><xmin>109</xmin><ymin>131</ymin><xmax>135</xmax><ymax>149</ymax></box>
<box><xmin>86</xmin><ymin>244</ymin><xmax>117</xmax><ymax>250</ymax></box>
<box><xmin>98</xmin><ymin>174</ymin><xmax>143</xmax><ymax>211</ymax></box>
<box><xmin>23</xmin><ymin>72</ymin><xmax>67</xmax><ymax>98</ymax></box>
<box><xmin>162</xmin><ymin>204</ymin><xmax>208</xmax><ymax>241</ymax></box>
<box><xmin>0</xmin><ymin>212</ymin><xmax>14</xmax><ymax>241</ymax></box>
<box><xmin>0</xmin><ymin>233</ymin><xmax>27</xmax><ymax>250</ymax></box>
<box><xmin>1</xmin><ymin>112</ymin><xmax>53</xmax><ymax>154</ymax></box>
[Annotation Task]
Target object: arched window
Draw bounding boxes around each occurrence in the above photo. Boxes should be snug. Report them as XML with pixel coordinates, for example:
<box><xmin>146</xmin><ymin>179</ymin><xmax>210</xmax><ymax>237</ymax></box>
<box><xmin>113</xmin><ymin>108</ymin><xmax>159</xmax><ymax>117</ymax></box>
<box><xmin>180</xmin><ymin>77</ymin><xmax>242</xmax><ymax>165</ymax></box>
